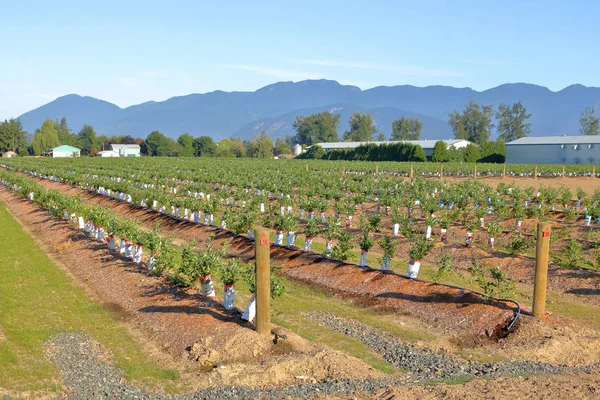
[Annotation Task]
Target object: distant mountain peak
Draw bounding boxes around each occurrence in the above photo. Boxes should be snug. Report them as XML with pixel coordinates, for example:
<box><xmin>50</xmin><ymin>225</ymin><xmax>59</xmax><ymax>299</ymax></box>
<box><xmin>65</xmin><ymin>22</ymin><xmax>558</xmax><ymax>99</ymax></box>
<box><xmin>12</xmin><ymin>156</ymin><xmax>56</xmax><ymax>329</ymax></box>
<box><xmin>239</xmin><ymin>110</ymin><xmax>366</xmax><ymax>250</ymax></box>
<box><xmin>17</xmin><ymin>79</ymin><xmax>600</xmax><ymax>140</ymax></box>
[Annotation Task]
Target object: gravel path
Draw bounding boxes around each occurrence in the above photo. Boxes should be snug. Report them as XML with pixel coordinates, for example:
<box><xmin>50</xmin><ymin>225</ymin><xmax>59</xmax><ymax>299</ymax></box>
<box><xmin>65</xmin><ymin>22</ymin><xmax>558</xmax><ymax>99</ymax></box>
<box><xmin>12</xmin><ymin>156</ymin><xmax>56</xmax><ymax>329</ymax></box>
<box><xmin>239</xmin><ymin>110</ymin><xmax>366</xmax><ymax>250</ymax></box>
<box><xmin>46</xmin><ymin>332</ymin><xmax>408</xmax><ymax>400</ymax></box>
<box><xmin>303</xmin><ymin>311</ymin><xmax>573</xmax><ymax>380</ymax></box>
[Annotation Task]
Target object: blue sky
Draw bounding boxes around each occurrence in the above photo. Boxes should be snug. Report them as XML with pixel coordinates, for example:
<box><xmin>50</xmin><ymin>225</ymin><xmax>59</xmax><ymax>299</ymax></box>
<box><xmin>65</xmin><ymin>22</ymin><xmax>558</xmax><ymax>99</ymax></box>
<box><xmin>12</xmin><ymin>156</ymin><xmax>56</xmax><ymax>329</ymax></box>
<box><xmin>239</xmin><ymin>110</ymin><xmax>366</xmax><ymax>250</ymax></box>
<box><xmin>1</xmin><ymin>0</ymin><xmax>599</xmax><ymax>120</ymax></box>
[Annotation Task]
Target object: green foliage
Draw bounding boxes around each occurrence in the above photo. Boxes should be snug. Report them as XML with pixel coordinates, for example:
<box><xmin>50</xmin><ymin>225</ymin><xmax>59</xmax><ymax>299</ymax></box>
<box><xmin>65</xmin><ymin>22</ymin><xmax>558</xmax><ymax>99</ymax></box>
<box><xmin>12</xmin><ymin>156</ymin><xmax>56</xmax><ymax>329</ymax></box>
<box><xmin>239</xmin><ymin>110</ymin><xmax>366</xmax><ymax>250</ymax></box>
<box><xmin>316</xmin><ymin>142</ymin><xmax>426</xmax><ymax>162</ymax></box>
<box><xmin>241</xmin><ymin>264</ymin><xmax>286</xmax><ymax>298</ymax></box>
<box><xmin>391</xmin><ymin>117</ymin><xmax>422</xmax><ymax>140</ymax></box>
<box><xmin>193</xmin><ymin>136</ymin><xmax>217</xmax><ymax>157</ymax></box>
<box><xmin>54</xmin><ymin>117</ymin><xmax>81</xmax><ymax>149</ymax></box>
<box><xmin>274</xmin><ymin>137</ymin><xmax>292</xmax><ymax>154</ymax></box>
<box><xmin>303</xmin><ymin>217</ymin><xmax>321</xmax><ymax>238</ymax></box>
<box><xmin>331</xmin><ymin>231</ymin><xmax>352</xmax><ymax>261</ymax></box>
<box><xmin>293</xmin><ymin>112</ymin><xmax>340</xmax><ymax>145</ymax></box>
<box><xmin>432</xmin><ymin>250</ymin><xmax>453</xmax><ymax>282</ymax></box>
<box><xmin>448</xmin><ymin>101</ymin><xmax>494</xmax><ymax>146</ymax></box>
<box><xmin>580</xmin><ymin>106</ymin><xmax>599</xmax><ymax>136</ymax></box>
<box><xmin>431</xmin><ymin>140</ymin><xmax>449</xmax><ymax>162</ymax></box>
<box><xmin>496</xmin><ymin>102</ymin><xmax>532</xmax><ymax>142</ymax></box>
<box><xmin>77</xmin><ymin>124</ymin><xmax>99</xmax><ymax>155</ymax></box>
<box><xmin>485</xmin><ymin>222</ymin><xmax>502</xmax><ymax>238</ymax></box>
<box><xmin>177</xmin><ymin>133</ymin><xmax>195</xmax><ymax>157</ymax></box>
<box><xmin>302</xmin><ymin>144</ymin><xmax>326</xmax><ymax>159</ymax></box>
<box><xmin>343</xmin><ymin>112</ymin><xmax>377</xmax><ymax>142</ymax></box>
<box><xmin>463</xmin><ymin>143</ymin><xmax>481</xmax><ymax>163</ymax></box>
<box><xmin>143</xmin><ymin>131</ymin><xmax>181</xmax><ymax>157</ymax></box>
<box><xmin>508</xmin><ymin>234</ymin><xmax>534</xmax><ymax>255</ymax></box>
<box><xmin>358</xmin><ymin>229</ymin><xmax>375</xmax><ymax>251</ymax></box>
<box><xmin>379</xmin><ymin>236</ymin><xmax>396</xmax><ymax>257</ymax></box>
<box><xmin>408</xmin><ymin>237</ymin><xmax>433</xmax><ymax>261</ymax></box>
<box><xmin>246</xmin><ymin>131</ymin><xmax>274</xmax><ymax>158</ymax></box>
<box><xmin>218</xmin><ymin>258</ymin><xmax>242</xmax><ymax>285</ymax></box>
<box><xmin>553</xmin><ymin>239</ymin><xmax>589</xmax><ymax>268</ymax></box>
<box><xmin>30</xmin><ymin>119</ymin><xmax>61</xmax><ymax>155</ymax></box>
<box><xmin>367</xmin><ymin>214</ymin><xmax>382</xmax><ymax>232</ymax></box>
<box><xmin>0</xmin><ymin>118</ymin><xmax>28</xmax><ymax>154</ymax></box>
<box><xmin>476</xmin><ymin>265</ymin><xmax>514</xmax><ymax>299</ymax></box>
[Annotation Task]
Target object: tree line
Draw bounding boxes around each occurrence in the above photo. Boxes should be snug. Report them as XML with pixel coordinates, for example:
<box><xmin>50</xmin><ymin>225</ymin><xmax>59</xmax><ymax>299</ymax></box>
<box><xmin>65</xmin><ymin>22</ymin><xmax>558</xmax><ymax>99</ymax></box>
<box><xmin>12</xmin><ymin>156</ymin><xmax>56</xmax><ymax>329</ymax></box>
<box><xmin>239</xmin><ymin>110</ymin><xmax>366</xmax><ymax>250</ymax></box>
<box><xmin>0</xmin><ymin>117</ymin><xmax>294</xmax><ymax>158</ymax></box>
<box><xmin>290</xmin><ymin>103</ymin><xmax>599</xmax><ymax>147</ymax></box>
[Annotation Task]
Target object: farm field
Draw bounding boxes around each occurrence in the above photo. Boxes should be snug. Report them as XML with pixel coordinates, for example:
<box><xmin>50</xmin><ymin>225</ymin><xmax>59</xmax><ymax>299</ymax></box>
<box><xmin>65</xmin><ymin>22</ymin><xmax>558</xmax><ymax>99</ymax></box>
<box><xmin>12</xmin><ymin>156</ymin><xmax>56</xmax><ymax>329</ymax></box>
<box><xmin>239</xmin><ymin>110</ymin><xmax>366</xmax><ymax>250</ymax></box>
<box><xmin>0</xmin><ymin>157</ymin><xmax>599</xmax><ymax>399</ymax></box>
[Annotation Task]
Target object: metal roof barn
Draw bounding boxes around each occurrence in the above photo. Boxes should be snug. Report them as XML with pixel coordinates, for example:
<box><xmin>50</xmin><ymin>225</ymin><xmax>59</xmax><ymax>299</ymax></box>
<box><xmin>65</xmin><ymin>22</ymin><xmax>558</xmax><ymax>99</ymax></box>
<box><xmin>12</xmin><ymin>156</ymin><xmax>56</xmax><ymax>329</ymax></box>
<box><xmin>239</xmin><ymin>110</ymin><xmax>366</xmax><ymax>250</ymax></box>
<box><xmin>505</xmin><ymin>136</ymin><xmax>600</xmax><ymax>164</ymax></box>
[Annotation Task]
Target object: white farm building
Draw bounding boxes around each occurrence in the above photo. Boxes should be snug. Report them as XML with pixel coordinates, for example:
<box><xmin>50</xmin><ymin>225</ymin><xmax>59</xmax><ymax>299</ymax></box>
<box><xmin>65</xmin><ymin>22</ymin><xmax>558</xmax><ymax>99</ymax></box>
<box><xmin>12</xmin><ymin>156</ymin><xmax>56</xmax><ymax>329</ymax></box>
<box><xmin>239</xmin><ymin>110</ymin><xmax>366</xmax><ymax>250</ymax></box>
<box><xmin>314</xmin><ymin>139</ymin><xmax>471</xmax><ymax>157</ymax></box>
<box><xmin>110</xmin><ymin>144</ymin><xmax>141</xmax><ymax>157</ymax></box>
<box><xmin>48</xmin><ymin>145</ymin><xmax>80</xmax><ymax>158</ymax></box>
<box><xmin>505</xmin><ymin>136</ymin><xmax>600</xmax><ymax>164</ymax></box>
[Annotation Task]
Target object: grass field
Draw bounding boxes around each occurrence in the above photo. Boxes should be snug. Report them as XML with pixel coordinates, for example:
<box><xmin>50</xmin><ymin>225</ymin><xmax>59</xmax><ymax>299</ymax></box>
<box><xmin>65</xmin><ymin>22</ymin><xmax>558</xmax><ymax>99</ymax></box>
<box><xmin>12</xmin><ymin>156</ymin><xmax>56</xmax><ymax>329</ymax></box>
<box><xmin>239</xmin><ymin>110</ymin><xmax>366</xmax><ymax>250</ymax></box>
<box><xmin>0</xmin><ymin>202</ymin><xmax>179</xmax><ymax>394</ymax></box>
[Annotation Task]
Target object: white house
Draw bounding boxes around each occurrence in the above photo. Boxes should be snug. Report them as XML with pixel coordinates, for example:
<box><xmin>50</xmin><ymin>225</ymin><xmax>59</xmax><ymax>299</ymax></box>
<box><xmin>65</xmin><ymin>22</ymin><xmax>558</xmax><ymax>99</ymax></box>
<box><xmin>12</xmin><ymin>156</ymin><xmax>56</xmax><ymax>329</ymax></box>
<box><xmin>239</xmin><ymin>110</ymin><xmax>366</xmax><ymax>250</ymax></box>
<box><xmin>2</xmin><ymin>151</ymin><xmax>17</xmax><ymax>158</ymax></box>
<box><xmin>96</xmin><ymin>150</ymin><xmax>120</xmax><ymax>157</ymax></box>
<box><xmin>110</xmin><ymin>144</ymin><xmax>141</xmax><ymax>157</ymax></box>
<box><xmin>313</xmin><ymin>139</ymin><xmax>471</xmax><ymax>158</ymax></box>
<box><xmin>292</xmin><ymin>144</ymin><xmax>303</xmax><ymax>156</ymax></box>
<box><xmin>505</xmin><ymin>136</ymin><xmax>600</xmax><ymax>164</ymax></box>
<box><xmin>48</xmin><ymin>145</ymin><xmax>80</xmax><ymax>158</ymax></box>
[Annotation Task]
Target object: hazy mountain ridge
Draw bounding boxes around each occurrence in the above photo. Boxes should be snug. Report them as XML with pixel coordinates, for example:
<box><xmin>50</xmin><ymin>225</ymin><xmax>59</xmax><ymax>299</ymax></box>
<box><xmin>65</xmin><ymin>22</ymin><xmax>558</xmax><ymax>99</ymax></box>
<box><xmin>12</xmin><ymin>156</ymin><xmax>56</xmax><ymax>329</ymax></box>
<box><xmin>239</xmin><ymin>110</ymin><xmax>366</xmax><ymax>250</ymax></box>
<box><xmin>17</xmin><ymin>80</ymin><xmax>600</xmax><ymax>140</ymax></box>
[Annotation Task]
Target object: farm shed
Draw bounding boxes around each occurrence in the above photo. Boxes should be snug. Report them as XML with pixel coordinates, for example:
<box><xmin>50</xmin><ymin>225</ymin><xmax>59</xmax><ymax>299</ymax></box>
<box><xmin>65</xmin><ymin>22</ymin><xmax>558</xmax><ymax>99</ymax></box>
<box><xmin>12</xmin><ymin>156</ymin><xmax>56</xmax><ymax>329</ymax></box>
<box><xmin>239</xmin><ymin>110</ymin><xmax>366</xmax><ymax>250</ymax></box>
<box><xmin>96</xmin><ymin>150</ymin><xmax>120</xmax><ymax>157</ymax></box>
<box><xmin>49</xmin><ymin>145</ymin><xmax>80</xmax><ymax>158</ymax></box>
<box><xmin>2</xmin><ymin>151</ymin><xmax>17</xmax><ymax>158</ymax></box>
<box><xmin>110</xmin><ymin>144</ymin><xmax>141</xmax><ymax>157</ymax></box>
<box><xmin>314</xmin><ymin>139</ymin><xmax>472</xmax><ymax>157</ymax></box>
<box><xmin>505</xmin><ymin>136</ymin><xmax>600</xmax><ymax>164</ymax></box>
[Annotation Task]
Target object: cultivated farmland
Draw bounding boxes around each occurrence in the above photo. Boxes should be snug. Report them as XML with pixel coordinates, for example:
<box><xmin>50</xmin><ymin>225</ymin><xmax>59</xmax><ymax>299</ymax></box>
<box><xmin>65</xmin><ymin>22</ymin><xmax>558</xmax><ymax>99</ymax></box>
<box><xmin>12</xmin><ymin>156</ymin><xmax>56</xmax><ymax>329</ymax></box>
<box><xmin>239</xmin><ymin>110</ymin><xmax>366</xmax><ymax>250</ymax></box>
<box><xmin>0</xmin><ymin>157</ymin><xmax>599</xmax><ymax>399</ymax></box>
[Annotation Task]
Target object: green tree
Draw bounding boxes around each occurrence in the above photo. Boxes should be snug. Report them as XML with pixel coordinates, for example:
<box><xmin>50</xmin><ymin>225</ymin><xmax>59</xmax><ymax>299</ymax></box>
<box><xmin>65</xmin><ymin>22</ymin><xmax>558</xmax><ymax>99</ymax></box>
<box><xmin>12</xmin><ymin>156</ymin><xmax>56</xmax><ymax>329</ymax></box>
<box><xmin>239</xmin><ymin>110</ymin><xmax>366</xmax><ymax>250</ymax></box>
<box><xmin>431</xmin><ymin>140</ymin><xmax>449</xmax><ymax>162</ymax></box>
<box><xmin>343</xmin><ymin>113</ymin><xmax>377</xmax><ymax>142</ymax></box>
<box><xmin>375</xmin><ymin>132</ymin><xmax>386</xmax><ymax>141</ymax></box>
<box><xmin>142</xmin><ymin>131</ymin><xmax>180</xmax><ymax>156</ymax></box>
<box><xmin>391</xmin><ymin>117</ymin><xmax>422</xmax><ymax>140</ymax></box>
<box><xmin>246</xmin><ymin>131</ymin><xmax>274</xmax><ymax>158</ymax></box>
<box><xmin>448</xmin><ymin>101</ymin><xmax>494</xmax><ymax>146</ymax></box>
<box><xmin>495</xmin><ymin>102</ymin><xmax>532</xmax><ymax>142</ymax></box>
<box><xmin>54</xmin><ymin>117</ymin><xmax>81</xmax><ymax>148</ymax></box>
<box><xmin>293</xmin><ymin>112</ymin><xmax>340</xmax><ymax>145</ymax></box>
<box><xmin>177</xmin><ymin>133</ymin><xmax>195</xmax><ymax>157</ymax></box>
<box><xmin>193</xmin><ymin>136</ymin><xmax>217</xmax><ymax>157</ymax></box>
<box><xmin>274</xmin><ymin>137</ymin><xmax>292</xmax><ymax>154</ymax></box>
<box><xmin>0</xmin><ymin>118</ymin><xmax>28</xmax><ymax>154</ymax></box>
<box><xmin>30</xmin><ymin>119</ymin><xmax>61</xmax><ymax>155</ymax></box>
<box><xmin>463</xmin><ymin>143</ymin><xmax>481</xmax><ymax>162</ymax></box>
<box><xmin>303</xmin><ymin>144</ymin><xmax>325</xmax><ymax>159</ymax></box>
<box><xmin>77</xmin><ymin>124</ymin><xmax>99</xmax><ymax>155</ymax></box>
<box><xmin>230</xmin><ymin>137</ymin><xmax>247</xmax><ymax>157</ymax></box>
<box><xmin>580</xmin><ymin>106</ymin><xmax>599</xmax><ymax>136</ymax></box>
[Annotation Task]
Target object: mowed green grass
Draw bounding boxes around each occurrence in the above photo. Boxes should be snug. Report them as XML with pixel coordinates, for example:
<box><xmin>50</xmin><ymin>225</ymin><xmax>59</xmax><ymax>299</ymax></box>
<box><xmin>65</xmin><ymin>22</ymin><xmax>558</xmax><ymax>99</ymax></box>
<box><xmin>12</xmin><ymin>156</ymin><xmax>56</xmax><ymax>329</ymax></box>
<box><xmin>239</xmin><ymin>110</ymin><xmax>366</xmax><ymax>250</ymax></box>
<box><xmin>0</xmin><ymin>202</ymin><xmax>179</xmax><ymax>393</ymax></box>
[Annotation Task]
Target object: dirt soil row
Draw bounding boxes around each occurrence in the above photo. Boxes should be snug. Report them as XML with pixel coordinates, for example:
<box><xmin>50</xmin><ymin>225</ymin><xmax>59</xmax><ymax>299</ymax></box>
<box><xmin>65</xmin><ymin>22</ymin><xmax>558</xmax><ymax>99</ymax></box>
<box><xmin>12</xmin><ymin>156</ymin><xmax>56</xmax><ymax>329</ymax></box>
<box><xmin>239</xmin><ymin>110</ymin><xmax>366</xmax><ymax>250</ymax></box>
<box><xmin>0</xmin><ymin>187</ymin><xmax>384</xmax><ymax>388</ymax></box>
<box><xmin>25</xmin><ymin>175</ymin><xmax>519</xmax><ymax>338</ymax></box>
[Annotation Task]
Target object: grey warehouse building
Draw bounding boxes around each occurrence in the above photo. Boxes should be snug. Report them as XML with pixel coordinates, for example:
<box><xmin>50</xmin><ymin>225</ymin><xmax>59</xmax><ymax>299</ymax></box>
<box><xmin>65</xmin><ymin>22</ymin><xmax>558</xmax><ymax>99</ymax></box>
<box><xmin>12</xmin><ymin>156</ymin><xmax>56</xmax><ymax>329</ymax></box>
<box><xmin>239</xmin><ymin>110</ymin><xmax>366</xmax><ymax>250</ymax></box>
<box><xmin>505</xmin><ymin>136</ymin><xmax>600</xmax><ymax>164</ymax></box>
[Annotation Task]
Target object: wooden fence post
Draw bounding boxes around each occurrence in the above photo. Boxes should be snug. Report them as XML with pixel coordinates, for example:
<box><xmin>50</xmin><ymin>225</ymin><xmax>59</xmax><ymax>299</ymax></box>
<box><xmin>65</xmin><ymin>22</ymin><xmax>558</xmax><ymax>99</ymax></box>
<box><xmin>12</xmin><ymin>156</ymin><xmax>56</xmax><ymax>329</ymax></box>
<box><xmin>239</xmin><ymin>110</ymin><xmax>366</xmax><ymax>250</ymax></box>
<box><xmin>593</xmin><ymin>165</ymin><xmax>596</xmax><ymax>177</ymax></box>
<box><xmin>473</xmin><ymin>164</ymin><xmax>477</xmax><ymax>179</ymax></box>
<box><xmin>255</xmin><ymin>228</ymin><xmax>271</xmax><ymax>335</ymax></box>
<box><xmin>562</xmin><ymin>165</ymin><xmax>565</xmax><ymax>177</ymax></box>
<box><xmin>410</xmin><ymin>165</ymin><xmax>414</xmax><ymax>180</ymax></box>
<box><xmin>305</xmin><ymin>163</ymin><xmax>309</xmax><ymax>172</ymax></box>
<box><xmin>440</xmin><ymin>164</ymin><xmax>443</xmax><ymax>178</ymax></box>
<box><xmin>533</xmin><ymin>222</ymin><xmax>551</xmax><ymax>318</ymax></box>
<box><xmin>534</xmin><ymin>165</ymin><xmax>538</xmax><ymax>180</ymax></box>
<box><xmin>503</xmin><ymin>164</ymin><xmax>506</xmax><ymax>179</ymax></box>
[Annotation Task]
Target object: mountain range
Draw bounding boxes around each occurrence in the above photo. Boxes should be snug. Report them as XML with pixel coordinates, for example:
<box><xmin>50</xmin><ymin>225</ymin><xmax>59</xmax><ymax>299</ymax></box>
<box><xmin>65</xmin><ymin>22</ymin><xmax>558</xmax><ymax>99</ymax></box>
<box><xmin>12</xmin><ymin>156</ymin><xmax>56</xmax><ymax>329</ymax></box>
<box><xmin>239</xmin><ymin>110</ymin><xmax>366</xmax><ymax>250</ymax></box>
<box><xmin>17</xmin><ymin>79</ymin><xmax>600</xmax><ymax>141</ymax></box>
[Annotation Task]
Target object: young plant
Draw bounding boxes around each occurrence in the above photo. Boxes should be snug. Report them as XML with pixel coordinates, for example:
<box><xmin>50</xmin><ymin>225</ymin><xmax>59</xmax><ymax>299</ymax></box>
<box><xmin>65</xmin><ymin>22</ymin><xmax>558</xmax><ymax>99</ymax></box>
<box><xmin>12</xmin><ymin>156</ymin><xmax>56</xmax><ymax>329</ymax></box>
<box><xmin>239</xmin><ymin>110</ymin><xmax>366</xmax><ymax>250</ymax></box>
<box><xmin>431</xmin><ymin>250</ymin><xmax>453</xmax><ymax>282</ymax></box>
<box><xmin>379</xmin><ymin>236</ymin><xmax>396</xmax><ymax>271</ymax></box>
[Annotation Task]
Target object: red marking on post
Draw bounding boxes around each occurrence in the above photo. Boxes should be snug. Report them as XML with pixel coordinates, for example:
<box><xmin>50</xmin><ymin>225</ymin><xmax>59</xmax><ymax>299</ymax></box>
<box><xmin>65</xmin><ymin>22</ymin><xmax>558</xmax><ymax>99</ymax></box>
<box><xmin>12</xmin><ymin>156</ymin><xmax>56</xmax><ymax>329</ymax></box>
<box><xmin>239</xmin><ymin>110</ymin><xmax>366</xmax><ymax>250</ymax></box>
<box><xmin>543</xmin><ymin>228</ymin><xmax>551</xmax><ymax>238</ymax></box>
<box><xmin>260</xmin><ymin>233</ymin><xmax>269</xmax><ymax>246</ymax></box>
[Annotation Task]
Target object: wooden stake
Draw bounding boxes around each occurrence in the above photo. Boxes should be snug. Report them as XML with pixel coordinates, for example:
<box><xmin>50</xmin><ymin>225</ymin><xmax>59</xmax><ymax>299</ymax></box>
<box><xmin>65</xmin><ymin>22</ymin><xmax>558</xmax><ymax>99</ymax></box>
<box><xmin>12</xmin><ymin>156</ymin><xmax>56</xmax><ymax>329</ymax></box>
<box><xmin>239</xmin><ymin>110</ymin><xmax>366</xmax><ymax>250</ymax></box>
<box><xmin>305</xmin><ymin>163</ymin><xmax>309</xmax><ymax>172</ymax></box>
<box><xmin>503</xmin><ymin>164</ymin><xmax>506</xmax><ymax>179</ymax></box>
<box><xmin>473</xmin><ymin>164</ymin><xmax>477</xmax><ymax>179</ymax></box>
<box><xmin>534</xmin><ymin>165</ymin><xmax>538</xmax><ymax>180</ymax></box>
<box><xmin>255</xmin><ymin>228</ymin><xmax>271</xmax><ymax>335</ymax></box>
<box><xmin>593</xmin><ymin>165</ymin><xmax>596</xmax><ymax>177</ymax></box>
<box><xmin>440</xmin><ymin>164</ymin><xmax>444</xmax><ymax>178</ymax></box>
<box><xmin>376</xmin><ymin>164</ymin><xmax>379</xmax><ymax>174</ymax></box>
<box><xmin>533</xmin><ymin>222</ymin><xmax>551</xmax><ymax>318</ymax></box>
<box><xmin>562</xmin><ymin>165</ymin><xmax>565</xmax><ymax>177</ymax></box>
<box><xmin>410</xmin><ymin>165</ymin><xmax>413</xmax><ymax>180</ymax></box>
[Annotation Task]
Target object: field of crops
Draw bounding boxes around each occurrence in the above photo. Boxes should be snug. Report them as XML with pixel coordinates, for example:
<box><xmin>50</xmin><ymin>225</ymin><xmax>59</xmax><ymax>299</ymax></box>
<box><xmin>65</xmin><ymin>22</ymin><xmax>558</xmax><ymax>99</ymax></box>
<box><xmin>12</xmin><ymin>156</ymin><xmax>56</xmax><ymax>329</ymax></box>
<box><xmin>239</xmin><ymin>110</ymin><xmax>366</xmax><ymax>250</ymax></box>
<box><xmin>1</xmin><ymin>157</ymin><xmax>599</xmax><ymax>398</ymax></box>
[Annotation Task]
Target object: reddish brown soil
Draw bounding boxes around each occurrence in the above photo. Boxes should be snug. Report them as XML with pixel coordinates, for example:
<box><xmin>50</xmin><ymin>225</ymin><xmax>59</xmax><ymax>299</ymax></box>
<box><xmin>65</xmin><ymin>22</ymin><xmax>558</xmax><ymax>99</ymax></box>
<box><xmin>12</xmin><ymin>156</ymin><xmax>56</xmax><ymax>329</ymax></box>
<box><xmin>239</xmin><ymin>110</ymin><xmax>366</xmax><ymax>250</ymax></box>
<box><xmin>24</xmin><ymin>176</ymin><xmax>519</xmax><ymax>337</ymax></box>
<box><xmin>0</xmin><ymin>186</ymin><xmax>388</xmax><ymax>387</ymax></box>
